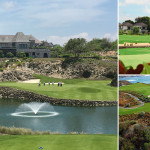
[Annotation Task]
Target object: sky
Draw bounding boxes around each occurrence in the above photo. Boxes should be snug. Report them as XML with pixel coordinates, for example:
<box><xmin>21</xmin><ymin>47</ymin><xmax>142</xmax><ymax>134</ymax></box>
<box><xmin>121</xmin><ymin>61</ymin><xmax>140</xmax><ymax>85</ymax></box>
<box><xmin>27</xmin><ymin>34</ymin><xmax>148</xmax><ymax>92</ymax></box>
<box><xmin>120</xmin><ymin>0</ymin><xmax>150</xmax><ymax>23</ymax></box>
<box><xmin>0</xmin><ymin>0</ymin><xmax>117</xmax><ymax>45</ymax></box>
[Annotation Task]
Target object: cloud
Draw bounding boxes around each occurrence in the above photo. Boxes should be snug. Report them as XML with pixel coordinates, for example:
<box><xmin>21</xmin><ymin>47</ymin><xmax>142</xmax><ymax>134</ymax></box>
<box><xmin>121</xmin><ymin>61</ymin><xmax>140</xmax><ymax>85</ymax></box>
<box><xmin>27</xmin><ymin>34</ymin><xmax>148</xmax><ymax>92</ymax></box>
<box><xmin>145</xmin><ymin>6</ymin><xmax>150</xmax><ymax>14</ymax></box>
<box><xmin>2</xmin><ymin>1</ymin><xmax>15</xmax><ymax>10</ymax></box>
<box><xmin>103</xmin><ymin>33</ymin><xmax>117</xmax><ymax>41</ymax></box>
<box><xmin>119</xmin><ymin>15</ymin><xmax>135</xmax><ymax>22</ymax></box>
<box><xmin>44</xmin><ymin>32</ymin><xmax>90</xmax><ymax>45</ymax></box>
<box><xmin>120</xmin><ymin>0</ymin><xmax>150</xmax><ymax>6</ymax></box>
<box><xmin>0</xmin><ymin>0</ymin><xmax>108</xmax><ymax>27</ymax></box>
<box><xmin>42</xmin><ymin>32</ymin><xmax>117</xmax><ymax>45</ymax></box>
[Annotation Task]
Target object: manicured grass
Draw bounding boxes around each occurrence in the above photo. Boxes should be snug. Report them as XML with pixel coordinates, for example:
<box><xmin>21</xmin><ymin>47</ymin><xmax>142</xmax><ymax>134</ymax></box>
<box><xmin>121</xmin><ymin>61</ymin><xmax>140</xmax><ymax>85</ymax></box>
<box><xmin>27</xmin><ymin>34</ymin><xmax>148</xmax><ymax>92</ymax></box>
<box><xmin>119</xmin><ymin>47</ymin><xmax>150</xmax><ymax>55</ymax></box>
<box><xmin>120</xmin><ymin>83</ymin><xmax>150</xmax><ymax>115</ymax></box>
<box><xmin>119</xmin><ymin>35</ymin><xmax>150</xmax><ymax>44</ymax></box>
<box><xmin>0</xmin><ymin>135</ymin><xmax>117</xmax><ymax>150</ymax></box>
<box><xmin>119</xmin><ymin>54</ymin><xmax>150</xmax><ymax>69</ymax></box>
<box><xmin>120</xmin><ymin>83</ymin><xmax>150</xmax><ymax>97</ymax></box>
<box><xmin>119</xmin><ymin>103</ymin><xmax>150</xmax><ymax>115</ymax></box>
<box><xmin>0</xmin><ymin>75</ymin><xmax>117</xmax><ymax>101</ymax></box>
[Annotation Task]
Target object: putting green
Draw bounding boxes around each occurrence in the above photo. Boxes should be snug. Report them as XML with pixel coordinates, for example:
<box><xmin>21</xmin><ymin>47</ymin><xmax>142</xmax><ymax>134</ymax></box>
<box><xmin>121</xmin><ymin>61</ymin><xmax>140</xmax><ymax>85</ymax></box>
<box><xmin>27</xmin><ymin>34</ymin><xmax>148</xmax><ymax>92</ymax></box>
<box><xmin>119</xmin><ymin>35</ymin><xmax>150</xmax><ymax>44</ymax></box>
<box><xmin>0</xmin><ymin>135</ymin><xmax>117</xmax><ymax>150</ymax></box>
<box><xmin>0</xmin><ymin>75</ymin><xmax>117</xmax><ymax>101</ymax></box>
<box><xmin>119</xmin><ymin>54</ymin><xmax>150</xmax><ymax>69</ymax></box>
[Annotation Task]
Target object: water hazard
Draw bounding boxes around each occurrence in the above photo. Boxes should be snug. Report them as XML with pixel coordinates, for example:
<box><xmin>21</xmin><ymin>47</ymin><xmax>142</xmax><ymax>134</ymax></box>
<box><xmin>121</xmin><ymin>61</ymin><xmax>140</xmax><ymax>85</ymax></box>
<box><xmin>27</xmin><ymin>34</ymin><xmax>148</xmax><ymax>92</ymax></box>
<box><xmin>0</xmin><ymin>100</ymin><xmax>117</xmax><ymax>134</ymax></box>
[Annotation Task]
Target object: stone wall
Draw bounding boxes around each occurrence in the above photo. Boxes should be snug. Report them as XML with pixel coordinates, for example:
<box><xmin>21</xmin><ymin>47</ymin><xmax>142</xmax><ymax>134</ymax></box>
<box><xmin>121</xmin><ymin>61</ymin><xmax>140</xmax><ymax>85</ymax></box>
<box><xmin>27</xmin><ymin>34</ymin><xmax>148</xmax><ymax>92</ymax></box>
<box><xmin>0</xmin><ymin>87</ymin><xmax>117</xmax><ymax>107</ymax></box>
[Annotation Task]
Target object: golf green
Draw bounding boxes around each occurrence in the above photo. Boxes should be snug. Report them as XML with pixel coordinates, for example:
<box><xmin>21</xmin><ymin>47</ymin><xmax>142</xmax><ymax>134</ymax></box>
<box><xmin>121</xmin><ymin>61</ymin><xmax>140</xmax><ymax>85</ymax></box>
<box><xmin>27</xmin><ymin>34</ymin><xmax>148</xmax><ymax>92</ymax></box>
<box><xmin>0</xmin><ymin>135</ymin><xmax>117</xmax><ymax>150</ymax></box>
<box><xmin>119</xmin><ymin>54</ymin><xmax>150</xmax><ymax>69</ymax></box>
<box><xmin>119</xmin><ymin>35</ymin><xmax>150</xmax><ymax>44</ymax></box>
<box><xmin>0</xmin><ymin>75</ymin><xmax>117</xmax><ymax>101</ymax></box>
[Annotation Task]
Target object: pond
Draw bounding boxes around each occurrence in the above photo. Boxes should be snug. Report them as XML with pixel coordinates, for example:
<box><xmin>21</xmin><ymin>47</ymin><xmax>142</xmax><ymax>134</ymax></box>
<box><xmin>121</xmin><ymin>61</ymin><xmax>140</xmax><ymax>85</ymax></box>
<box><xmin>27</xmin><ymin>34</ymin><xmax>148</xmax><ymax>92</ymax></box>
<box><xmin>0</xmin><ymin>99</ymin><xmax>117</xmax><ymax>134</ymax></box>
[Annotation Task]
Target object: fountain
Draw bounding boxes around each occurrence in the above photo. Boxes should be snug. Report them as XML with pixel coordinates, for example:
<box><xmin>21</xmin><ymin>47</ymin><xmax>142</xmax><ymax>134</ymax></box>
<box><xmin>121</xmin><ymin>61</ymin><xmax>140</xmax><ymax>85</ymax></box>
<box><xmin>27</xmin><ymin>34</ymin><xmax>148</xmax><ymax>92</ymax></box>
<box><xmin>11</xmin><ymin>102</ymin><xmax>59</xmax><ymax>118</ymax></box>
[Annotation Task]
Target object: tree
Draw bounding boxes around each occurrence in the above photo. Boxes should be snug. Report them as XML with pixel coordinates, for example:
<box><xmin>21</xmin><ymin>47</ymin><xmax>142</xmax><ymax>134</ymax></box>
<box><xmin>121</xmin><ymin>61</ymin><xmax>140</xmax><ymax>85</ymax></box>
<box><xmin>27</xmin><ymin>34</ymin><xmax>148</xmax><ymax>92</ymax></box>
<box><xmin>86</xmin><ymin>38</ymin><xmax>103</xmax><ymax>51</ymax></box>
<box><xmin>51</xmin><ymin>45</ymin><xmax>64</xmax><ymax>57</ymax></box>
<box><xmin>0</xmin><ymin>50</ymin><xmax>4</xmax><ymax>58</ymax></box>
<box><xmin>6</xmin><ymin>52</ymin><xmax>14</xmax><ymax>58</ymax></box>
<box><xmin>125</xmin><ymin>20</ymin><xmax>134</xmax><ymax>24</ymax></box>
<box><xmin>133</xmin><ymin>26</ymin><xmax>140</xmax><ymax>34</ymax></box>
<box><xmin>135</xmin><ymin>16</ymin><xmax>150</xmax><ymax>31</ymax></box>
<box><xmin>17</xmin><ymin>52</ymin><xmax>26</xmax><ymax>58</ymax></box>
<box><xmin>65</xmin><ymin>38</ymin><xmax>86</xmax><ymax>57</ymax></box>
<box><xmin>111</xmin><ymin>40</ymin><xmax>117</xmax><ymax>51</ymax></box>
<box><xmin>100</xmin><ymin>38</ymin><xmax>112</xmax><ymax>51</ymax></box>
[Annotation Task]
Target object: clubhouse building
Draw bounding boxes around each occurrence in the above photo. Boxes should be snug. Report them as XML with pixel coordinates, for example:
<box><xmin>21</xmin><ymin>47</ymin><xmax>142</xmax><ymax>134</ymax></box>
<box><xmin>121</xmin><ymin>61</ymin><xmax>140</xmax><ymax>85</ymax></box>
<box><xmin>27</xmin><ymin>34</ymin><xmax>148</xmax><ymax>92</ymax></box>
<box><xmin>0</xmin><ymin>32</ymin><xmax>51</xmax><ymax>58</ymax></box>
<box><xmin>119</xmin><ymin>22</ymin><xmax>148</xmax><ymax>33</ymax></box>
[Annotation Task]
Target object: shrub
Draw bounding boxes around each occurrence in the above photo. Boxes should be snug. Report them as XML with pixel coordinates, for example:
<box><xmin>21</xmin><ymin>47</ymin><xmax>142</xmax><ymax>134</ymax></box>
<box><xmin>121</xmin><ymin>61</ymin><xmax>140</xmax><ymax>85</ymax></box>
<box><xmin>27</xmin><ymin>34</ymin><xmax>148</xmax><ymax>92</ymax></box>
<box><xmin>119</xmin><ymin>30</ymin><xmax>124</xmax><ymax>35</ymax></box>
<box><xmin>125</xmin><ymin>103</ymin><xmax>130</xmax><ymax>108</ymax></box>
<box><xmin>17</xmin><ymin>52</ymin><xmax>26</xmax><ymax>58</ymax></box>
<box><xmin>0</xmin><ymin>68</ymin><xmax>3</xmax><ymax>72</ymax></box>
<box><xmin>144</xmin><ymin>143</ymin><xmax>150</xmax><ymax>150</ymax></box>
<box><xmin>6</xmin><ymin>52</ymin><xmax>14</xmax><ymax>58</ymax></box>
<box><xmin>133</xmin><ymin>27</ymin><xmax>140</xmax><ymax>34</ymax></box>
<box><xmin>0</xmin><ymin>50</ymin><xmax>4</xmax><ymax>58</ymax></box>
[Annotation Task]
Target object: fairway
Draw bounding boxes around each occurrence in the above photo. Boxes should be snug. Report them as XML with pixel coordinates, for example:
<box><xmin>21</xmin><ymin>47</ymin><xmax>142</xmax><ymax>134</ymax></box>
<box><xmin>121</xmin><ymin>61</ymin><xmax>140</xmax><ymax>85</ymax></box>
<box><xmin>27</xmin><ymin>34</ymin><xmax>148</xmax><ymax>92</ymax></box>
<box><xmin>119</xmin><ymin>47</ymin><xmax>150</xmax><ymax>55</ymax></box>
<box><xmin>119</xmin><ymin>54</ymin><xmax>150</xmax><ymax>69</ymax></box>
<box><xmin>119</xmin><ymin>103</ymin><xmax>150</xmax><ymax>115</ymax></box>
<box><xmin>0</xmin><ymin>75</ymin><xmax>117</xmax><ymax>101</ymax></box>
<box><xmin>120</xmin><ymin>83</ymin><xmax>150</xmax><ymax>97</ymax></box>
<box><xmin>0</xmin><ymin>135</ymin><xmax>117</xmax><ymax>150</ymax></box>
<box><xmin>119</xmin><ymin>35</ymin><xmax>150</xmax><ymax>44</ymax></box>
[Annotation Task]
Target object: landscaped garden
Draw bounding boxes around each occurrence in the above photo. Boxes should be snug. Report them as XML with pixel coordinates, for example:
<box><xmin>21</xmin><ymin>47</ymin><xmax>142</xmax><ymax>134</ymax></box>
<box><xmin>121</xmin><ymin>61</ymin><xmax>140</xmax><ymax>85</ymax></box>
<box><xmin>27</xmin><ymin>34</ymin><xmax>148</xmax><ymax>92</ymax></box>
<box><xmin>119</xmin><ymin>77</ymin><xmax>150</xmax><ymax>149</ymax></box>
<box><xmin>0</xmin><ymin>75</ymin><xmax>117</xmax><ymax>101</ymax></box>
<box><xmin>0</xmin><ymin>134</ymin><xmax>117</xmax><ymax>150</ymax></box>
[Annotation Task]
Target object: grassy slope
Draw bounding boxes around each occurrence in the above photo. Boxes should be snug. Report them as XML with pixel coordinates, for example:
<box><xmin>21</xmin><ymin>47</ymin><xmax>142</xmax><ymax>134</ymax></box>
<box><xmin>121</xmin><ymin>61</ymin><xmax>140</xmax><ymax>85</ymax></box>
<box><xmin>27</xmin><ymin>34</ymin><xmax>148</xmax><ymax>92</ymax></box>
<box><xmin>0</xmin><ymin>135</ymin><xmax>117</xmax><ymax>150</ymax></box>
<box><xmin>120</xmin><ymin>83</ymin><xmax>150</xmax><ymax>97</ymax></box>
<box><xmin>0</xmin><ymin>75</ymin><xmax>117</xmax><ymax>101</ymax></box>
<box><xmin>120</xmin><ymin>83</ymin><xmax>150</xmax><ymax>115</ymax></box>
<box><xmin>119</xmin><ymin>35</ymin><xmax>150</xmax><ymax>44</ymax></box>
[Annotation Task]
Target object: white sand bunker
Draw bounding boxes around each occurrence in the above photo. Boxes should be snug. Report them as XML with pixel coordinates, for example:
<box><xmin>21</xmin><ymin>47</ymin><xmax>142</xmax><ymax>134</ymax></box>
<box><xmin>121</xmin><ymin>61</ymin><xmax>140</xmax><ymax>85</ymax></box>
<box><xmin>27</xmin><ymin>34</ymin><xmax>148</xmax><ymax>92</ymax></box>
<box><xmin>19</xmin><ymin>79</ymin><xmax>40</xmax><ymax>83</ymax></box>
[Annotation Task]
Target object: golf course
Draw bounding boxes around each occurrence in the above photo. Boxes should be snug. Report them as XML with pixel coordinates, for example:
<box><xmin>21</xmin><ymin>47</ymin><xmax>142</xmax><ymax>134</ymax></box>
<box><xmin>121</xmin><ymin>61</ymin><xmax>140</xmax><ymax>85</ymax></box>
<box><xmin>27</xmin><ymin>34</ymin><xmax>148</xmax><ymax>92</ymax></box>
<box><xmin>0</xmin><ymin>75</ymin><xmax>117</xmax><ymax>101</ymax></box>
<box><xmin>0</xmin><ymin>135</ymin><xmax>117</xmax><ymax>150</ymax></box>
<box><xmin>119</xmin><ymin>35</ymin><xmax>150</xmax><ymax>44</ymax></box>
<box><xmin>119</xmin><ymin>83</ymin><xmax>150</xmax><ymax>115</ymax></box>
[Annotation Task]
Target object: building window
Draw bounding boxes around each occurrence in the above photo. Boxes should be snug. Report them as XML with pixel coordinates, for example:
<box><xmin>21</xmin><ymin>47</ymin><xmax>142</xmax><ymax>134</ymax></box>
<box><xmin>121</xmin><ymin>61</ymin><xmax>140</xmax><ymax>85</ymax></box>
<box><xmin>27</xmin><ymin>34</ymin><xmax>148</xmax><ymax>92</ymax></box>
<box><xmin>19</xmin><ymin>44</ymin><xmax>28</xmax><ymax>49</ymax></box>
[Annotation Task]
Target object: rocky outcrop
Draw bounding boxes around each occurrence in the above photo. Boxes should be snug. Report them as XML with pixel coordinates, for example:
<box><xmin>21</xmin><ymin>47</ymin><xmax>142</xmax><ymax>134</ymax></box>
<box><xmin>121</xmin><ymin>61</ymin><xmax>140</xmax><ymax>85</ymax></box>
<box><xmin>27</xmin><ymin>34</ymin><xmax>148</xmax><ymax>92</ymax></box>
<box><xmin>0</xmin><ymin>58</ymin><xmax>117</xmax><ymax>81</ymax></box>
<box><xmin>0</xmin><ymin>87</ymin><xmax>117</xmax><ymax>107</ymax></box>
<box><xmin>0</xmin><ymin>70</ymin><xmax>34</xmax><ymax>82</ymax></box>
<box><xmin>27</xmin><ymin>59</ymin><xmax>116</xmax><ymax>79</ymax></box>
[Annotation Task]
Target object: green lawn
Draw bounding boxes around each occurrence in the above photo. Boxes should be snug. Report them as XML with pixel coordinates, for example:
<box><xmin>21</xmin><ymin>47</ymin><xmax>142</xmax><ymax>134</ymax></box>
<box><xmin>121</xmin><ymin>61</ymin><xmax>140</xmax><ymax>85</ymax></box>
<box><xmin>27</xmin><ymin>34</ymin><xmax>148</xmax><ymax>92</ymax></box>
<box><xmin>0</xmin><ymin>75</ymin><xmax>117</xmax><ymax>101</ymax></box>
<box><xmin>119</xmin><ymin>35</ymin><xmax>150</xmax><ymax>44</ymax></box>
<box><xmin>120</xmin><ymin>103</ymin><xmax>150</xmax><ymax>115</ymax></box>
<box><xmin>119</xmin><ymin>54</ymin><xmax>150</xmax><ymax>69</ymax></box>
<box><xmin>0</xmin><ymin>135</ymin><xmax>117</xmax><ymax>150</ymax></box>
<box><xmin>120</xmin><ymin>83</ymin><xmax>150</xmax><ymax>115</ymax></box>
<box><xmin>119</xmin><ymin>47</ymin><xmax>150</xmax><ymax>55</ymax></box>
<box><xmin>120</xmin><ymin>83</ymin><xmax>150</xmax><ymax>97</ymax></box>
